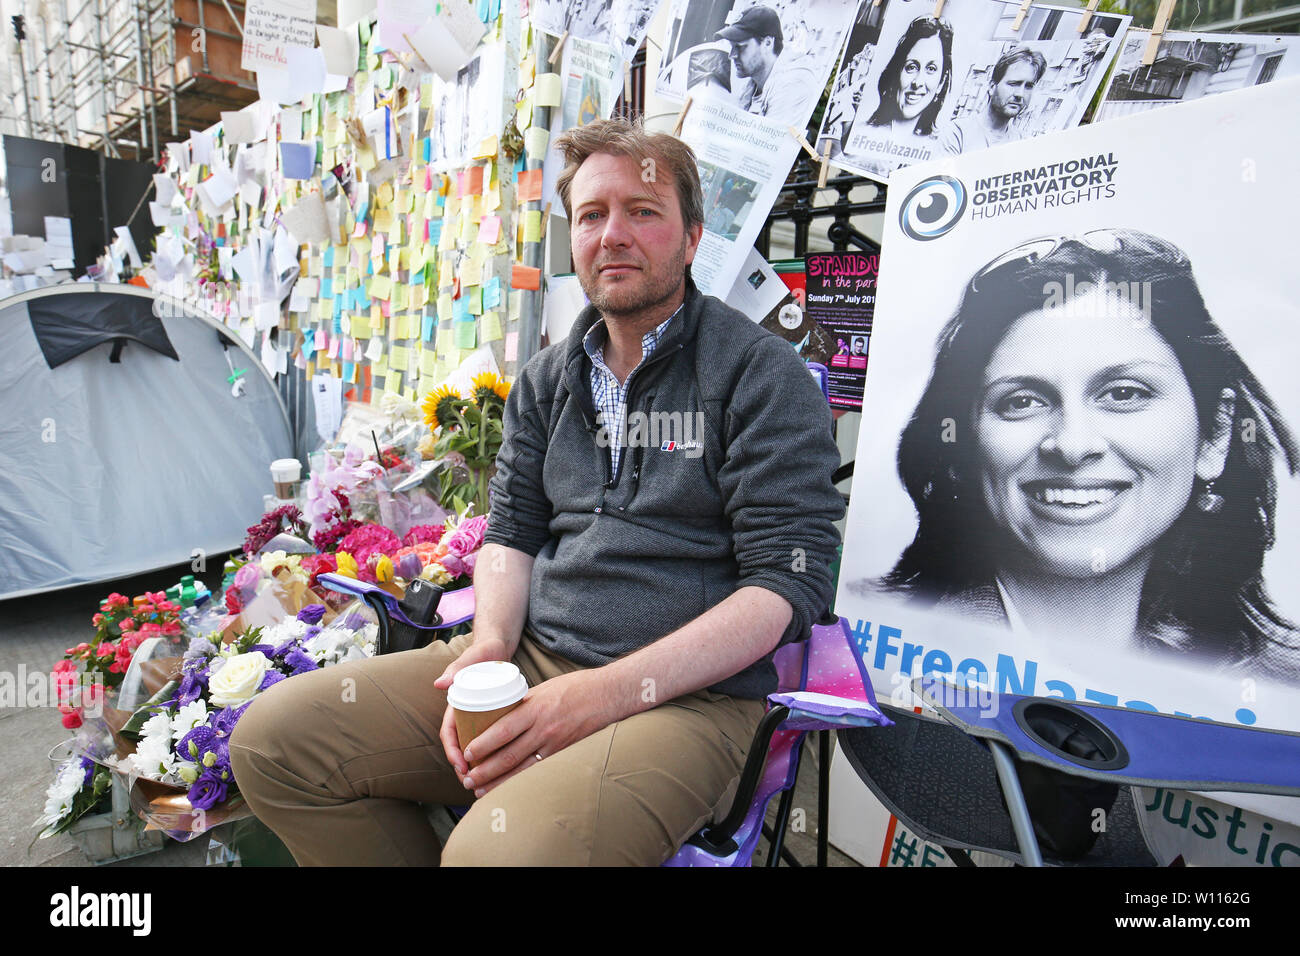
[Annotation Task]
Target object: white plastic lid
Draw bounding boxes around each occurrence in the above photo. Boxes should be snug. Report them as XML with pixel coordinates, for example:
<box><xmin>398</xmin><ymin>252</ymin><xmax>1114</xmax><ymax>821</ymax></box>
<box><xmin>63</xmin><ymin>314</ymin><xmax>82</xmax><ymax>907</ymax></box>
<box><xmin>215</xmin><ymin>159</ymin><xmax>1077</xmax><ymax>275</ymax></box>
<box><xmin>270</xmin><ymin>458</ymin><xmax>302</xmax><ymax>480</ymax></box>
<box><xmin>447</xmin><ymin>661</ymin><xmax>528</xmax><ymax>712</ymax></box>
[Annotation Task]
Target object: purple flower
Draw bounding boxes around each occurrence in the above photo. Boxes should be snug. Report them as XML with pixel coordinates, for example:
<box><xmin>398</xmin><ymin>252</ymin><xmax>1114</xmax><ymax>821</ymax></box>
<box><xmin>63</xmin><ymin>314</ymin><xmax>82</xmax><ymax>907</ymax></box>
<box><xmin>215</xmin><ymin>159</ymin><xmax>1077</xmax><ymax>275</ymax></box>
<box><xmin>173</xmin><ymin>669</ymin><xmax>207</xmax><ymax>707</ymax></box>
<box><xmin>283</xmin><ymin>647</ymin><xmax>318</xmax><ymax>675</ymax></box>
<box><xmin>297</xmin><ymin>604</ymin><xmax>326</xmax><ymax>625</ymax></box>
<box><xmin>80</xmin><ymin>756</ymin><xmax>96</xmax><ymax>786</ymax></box>
<box><xmin>304</xmin><ymin>625</ymin><xmax>322</xmax><ymax>640</ymax></box>
<box><xmin>249</xmin><ymin>643</ymin><xmax>276</xmax><ymax>658</ymax></box>
<box><xmin>177</xmin><ymin>725</ymin><xmax>216</xmax><ymax>761</ymax></box>
<box><xmin>184</xmin><ymin>636</ymin><xmax>217</xmax><ymax>662</ymax></box>
<box><xmin>259</xmin><ymin>670</ymin><xmax>287</xmax><ymax>691</ymax></box>
<box><xmin>187</xmin><ymin>770</ymin><xmax>229</xmax><ymax>811</ymax></box>
<box><xmin>209</xmin><ymin>703</ymin><xmax>250</xmax><ymax>737</ymax></box>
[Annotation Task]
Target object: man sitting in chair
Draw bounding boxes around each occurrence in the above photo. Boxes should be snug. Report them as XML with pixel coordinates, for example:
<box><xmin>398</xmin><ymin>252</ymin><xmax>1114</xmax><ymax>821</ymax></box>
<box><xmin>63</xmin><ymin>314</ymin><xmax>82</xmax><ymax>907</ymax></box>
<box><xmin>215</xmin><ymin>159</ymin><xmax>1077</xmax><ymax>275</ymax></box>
<box><xmin>230</xmin><ymin>118</ymin><xmax>844</xmax><ymax>866</ymax></box>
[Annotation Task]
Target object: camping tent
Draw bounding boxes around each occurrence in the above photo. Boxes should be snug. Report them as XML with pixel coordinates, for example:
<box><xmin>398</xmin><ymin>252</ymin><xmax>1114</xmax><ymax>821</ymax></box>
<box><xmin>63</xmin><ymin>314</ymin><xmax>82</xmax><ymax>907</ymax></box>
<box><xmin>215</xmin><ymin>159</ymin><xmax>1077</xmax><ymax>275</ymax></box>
<box><xmin>0</xmin><ymin>284</ymin><xmax>294</xmax><ymax>600</ymax></box>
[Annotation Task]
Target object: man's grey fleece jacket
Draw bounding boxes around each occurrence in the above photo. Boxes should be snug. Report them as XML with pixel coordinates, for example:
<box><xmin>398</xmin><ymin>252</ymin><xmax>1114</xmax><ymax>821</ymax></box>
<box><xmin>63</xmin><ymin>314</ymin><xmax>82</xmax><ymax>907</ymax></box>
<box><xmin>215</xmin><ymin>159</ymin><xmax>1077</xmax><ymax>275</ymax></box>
<box><xmin>483</xmin><ymin>279</ymin><xmax>845</xmax><ymax>699</ymax></box>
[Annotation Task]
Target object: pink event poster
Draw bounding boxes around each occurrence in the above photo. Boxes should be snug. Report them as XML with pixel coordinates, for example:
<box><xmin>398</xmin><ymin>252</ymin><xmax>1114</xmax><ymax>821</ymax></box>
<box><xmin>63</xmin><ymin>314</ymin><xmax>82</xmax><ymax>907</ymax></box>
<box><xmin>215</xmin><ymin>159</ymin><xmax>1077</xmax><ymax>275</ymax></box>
<box><xmin>805</xmin><ymin>252</ymin><xmax>878</xmax><ymax>410</ymax></box>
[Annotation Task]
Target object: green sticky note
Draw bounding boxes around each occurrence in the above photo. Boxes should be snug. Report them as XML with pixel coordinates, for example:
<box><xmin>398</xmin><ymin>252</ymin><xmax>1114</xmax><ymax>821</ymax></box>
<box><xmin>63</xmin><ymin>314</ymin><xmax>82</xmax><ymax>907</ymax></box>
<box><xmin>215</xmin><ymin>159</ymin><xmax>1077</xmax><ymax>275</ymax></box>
<box><xmin>454</xmin><ymin>319</ymin><xmax>476</xmax><ymax>350</ymax></box>
<box><xmin>480</xmin><ymin>310</ymin><xmax>503</xmax><ymax>342</ymax></box>
<box><xmin>466</xmin><ymin>286</ymin><xmax>482</xmax><ymax>315</ymax></box>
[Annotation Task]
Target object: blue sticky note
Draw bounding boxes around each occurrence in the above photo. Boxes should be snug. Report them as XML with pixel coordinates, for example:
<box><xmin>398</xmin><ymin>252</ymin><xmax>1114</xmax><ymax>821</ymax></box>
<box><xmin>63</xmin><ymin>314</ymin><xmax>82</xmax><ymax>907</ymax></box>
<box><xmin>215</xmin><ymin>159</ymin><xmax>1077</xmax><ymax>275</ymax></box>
<box><xmin>476</xmin><ymin>0</ymin><xmax>488</xmax><ymax>21</ymax></box>
<box><xmin>423</xmin><ymin>137</ymin><xmax>431</xmax><ymax>162</ymax></box>
<box><xmin>342</xmin><ymin>361</ymin><xmax>354</xmax><ymax>380</ymax></box>
<box><xmin>422</xmin><ymin>314</ymin><xmax>434</xmax><ymax>342</ymax></box>
<box><xmin>483</xmin><ymin>276</ymin><xmax>501</xmax><ymax>309</ymax></box>
<box><xmin>321</xmin><ymin>277</ymin><xmax>333</xmax><ymax>298</ymax></box>
<box><xmin>428</xmin><ymin>221</ymin><xmax>442</xmax><ymax>244</ymax></box>
<box><xmin>453</xmin><ymin>296</ymin><xmax>470</xmax><ymax>322</ymax></box>
<box><xmin>302</xmin><ymin>328</ymin><xmax>315</xmax><ymax>354</ymax></box>
<box><xmin>280</xmin><ymin>141</ymin><xmax>316</xmax><ymax>179</ymax></box>
<box><xmin>323</xmin><ymin>246</ymin><xmax>334</xmax><ymax>267</ymax></box>
<box><xmin>489</xmin><ymin>0</ymin><xmax>499</xmax><ymax>20</ymax></box>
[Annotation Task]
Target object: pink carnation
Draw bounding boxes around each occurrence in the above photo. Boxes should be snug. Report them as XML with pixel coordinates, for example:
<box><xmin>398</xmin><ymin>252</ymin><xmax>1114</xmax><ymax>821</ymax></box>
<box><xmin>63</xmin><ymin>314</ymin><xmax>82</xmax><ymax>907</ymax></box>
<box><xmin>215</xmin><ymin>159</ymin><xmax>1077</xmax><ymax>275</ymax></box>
<box><xmin>338</xmin><ymin>524</ymin><xmax>401</xmax><ymax>567</ymax></box>
<box><xmin>402</xmin><ymin>524</ymin><xmax>445</xmax><ymax>547</ymax></box>
<box><xmin>446</xmin><ymin>516</ymin><xmax>488</xmax><ymax>558</ymax></box>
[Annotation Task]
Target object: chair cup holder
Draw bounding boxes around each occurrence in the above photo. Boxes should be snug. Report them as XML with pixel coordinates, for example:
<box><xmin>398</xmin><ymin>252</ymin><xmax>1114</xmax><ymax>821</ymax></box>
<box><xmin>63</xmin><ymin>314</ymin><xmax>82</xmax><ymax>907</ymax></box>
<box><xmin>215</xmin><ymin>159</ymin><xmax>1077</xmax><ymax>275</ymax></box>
<box><xmin>1005</xmin><ymin>699</ymin><xmax>1131</xmax><ymax>860</ymax></box>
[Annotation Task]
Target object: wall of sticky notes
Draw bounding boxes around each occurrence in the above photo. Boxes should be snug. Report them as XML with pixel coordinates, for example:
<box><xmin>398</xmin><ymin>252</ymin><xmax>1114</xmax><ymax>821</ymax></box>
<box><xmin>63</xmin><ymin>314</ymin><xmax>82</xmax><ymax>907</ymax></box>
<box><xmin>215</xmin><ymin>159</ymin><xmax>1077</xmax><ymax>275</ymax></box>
<box><xmin>146</xmin><ymin>0</ymin><xmax>559</xmax><ymax>421</ymax></box>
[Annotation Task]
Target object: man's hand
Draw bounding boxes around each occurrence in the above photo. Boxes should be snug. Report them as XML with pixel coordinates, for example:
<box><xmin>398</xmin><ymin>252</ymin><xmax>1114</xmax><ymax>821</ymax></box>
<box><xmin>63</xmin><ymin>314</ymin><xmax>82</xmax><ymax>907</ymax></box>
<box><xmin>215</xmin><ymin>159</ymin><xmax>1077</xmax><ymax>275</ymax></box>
<box><xmin>435</xmin><ymin>636</ymin><xmax>514</xmax><ymax>779</ymax></box>
<box><xmin>459</xmin><ymin>669</ymin><xmax>613</xmax><ymax>797</ymax></box>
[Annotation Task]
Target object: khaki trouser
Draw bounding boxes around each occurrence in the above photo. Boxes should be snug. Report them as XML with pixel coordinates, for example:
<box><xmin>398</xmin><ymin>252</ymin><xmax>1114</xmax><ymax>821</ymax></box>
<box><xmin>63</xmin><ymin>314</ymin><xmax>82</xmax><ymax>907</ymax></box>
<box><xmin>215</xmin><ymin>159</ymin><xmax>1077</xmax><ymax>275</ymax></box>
<box><xmin>228</xmin><ymin>630</ymin><xmax>767</xmax><ymax>866</ymax></box>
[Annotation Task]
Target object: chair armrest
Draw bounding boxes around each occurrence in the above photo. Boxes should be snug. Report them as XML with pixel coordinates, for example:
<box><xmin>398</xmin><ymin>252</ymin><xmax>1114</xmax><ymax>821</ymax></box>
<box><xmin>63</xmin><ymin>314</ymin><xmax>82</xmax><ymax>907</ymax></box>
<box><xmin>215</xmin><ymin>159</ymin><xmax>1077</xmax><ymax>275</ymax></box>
<box><xmin>767</xmin><ymin>690</ymin><xmax>894</xmax><ymax>731</ymax></box>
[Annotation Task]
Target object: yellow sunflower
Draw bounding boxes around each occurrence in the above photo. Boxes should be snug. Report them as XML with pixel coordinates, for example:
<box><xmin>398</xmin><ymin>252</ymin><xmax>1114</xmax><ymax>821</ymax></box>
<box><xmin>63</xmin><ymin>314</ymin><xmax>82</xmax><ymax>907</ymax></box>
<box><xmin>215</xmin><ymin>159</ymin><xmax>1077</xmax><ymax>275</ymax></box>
<box><xmin>422</xmin><ymin>384</ymin><xmax>463</xmax><ymax>430</ymax></box>
<box><xmin>471</xmin><ymin>371</ymin><xmax>510</xmax><ymax>408</ymax></box>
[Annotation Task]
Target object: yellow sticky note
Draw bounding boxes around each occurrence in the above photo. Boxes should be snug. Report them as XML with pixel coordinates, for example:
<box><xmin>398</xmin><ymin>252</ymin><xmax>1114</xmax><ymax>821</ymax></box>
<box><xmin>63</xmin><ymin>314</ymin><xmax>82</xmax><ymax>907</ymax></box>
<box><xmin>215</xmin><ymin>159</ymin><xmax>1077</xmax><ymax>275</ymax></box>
<box><xmin>413</xmin><ymin>283</ymin><xmax>428</xmax><ymax>309</ymax></box>
<box><xmin>473</xmin><ymin>136</ymin><xmax>497</xmax><ymax>160</ymax></box>
<box><xmin>534</xmin><ymin>73</ymin><xmax>562</xmax><ymax>107</ymax></box>
<box><xmin>515</xmin><ymin>95</ymin><xmax>532</xmax><ymax>130</ymax></box>
<box><xmin>392</xmin><ymin>284</ymin><xmax>408</xmax><ymax>311</ymax></box>
<box><xmin>483</xmin><ymin>183</ymin><xmax>501</xmax><ymax>212</ymax></box>
<box><xmin>373</xmin><ymin>209</ymin><xmax>394</xmax><ymax>235</ymax></box>
<box><xmin>377</xmin><ymin>183</ymin><xmax>395</xmax><ymax>205</ymax></box>
<box><xmin>368</xmin><ymin>275</ymin><xmax>392</xmax><ymax>299</ymax></box>
<box><xmin>522</xmin><ymin>210</ymin><xmax>542</xmax><ymax>243</ymax></box>
<box><xmin>371</xmin><ymin>304</ymin><xmax>384</xmax><ymax>330</ymax></box>
<box><xmin>437</xmin><ymin>293</ymin><xmax>453</xmax><ymax>321</ymax></box>
<box><xmin>421</xmin><ymin>349</ymin><xmax>438</xmax><ymax>377</ymax></box>
<box><xmin>509</xmin><ymin>290</ymin><xmax>523</xmax><ymax>320</ymax></box>
<box><xmin>390</xmin><ymin>345</ymin><xmax>409</xmax><ymax>369</ymax></box>
<box><xmin>438</xmin><ymin>258</ymin><xmax>454</xmax><ymax>288</ymax></box>
<box><xmin>439</xmin><ymin>217</ymin><xmax>457</xmax><ymax>251</ymax></box>
<box><xmin>352</xmin><ymin>320</ymin><xmax>371</xmax><ymax>339</ymax></box>
<box><xmin>524</xmin><ymin>125</ymin><xmax>549</xmax><ymax>158</ymax></box>
<box><xmin>461</xmin><ymin>254</ymin><xmax>484</xmax><ymax>287</ymax></box>
<box><xmin>519</xmin><ymin>55</ymin><xmax>536</xmax><ymax>89</ymax></box>
<box><xmin>480</xmin><ymin>310</ymin><xmax>503</xmax><ymax>342</ymax></box>
<box><xmin>356</xmin><ymin>144</ymin><xmax>377</xmax><ymax>171</ymax></box>
<box><xmin>420</xmin><ymin>79</ymin><xmax>433</xmax><ymax>110</ymax></box>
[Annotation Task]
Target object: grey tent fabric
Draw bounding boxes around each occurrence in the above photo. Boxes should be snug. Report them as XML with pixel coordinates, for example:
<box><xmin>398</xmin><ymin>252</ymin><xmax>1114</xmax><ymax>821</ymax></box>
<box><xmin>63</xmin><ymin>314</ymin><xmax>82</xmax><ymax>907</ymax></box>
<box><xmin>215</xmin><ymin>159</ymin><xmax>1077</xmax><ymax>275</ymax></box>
<box><xmin>0</xmin><ymin>284</ymin><xmax>294</xmax><ymax>599</ymax></box>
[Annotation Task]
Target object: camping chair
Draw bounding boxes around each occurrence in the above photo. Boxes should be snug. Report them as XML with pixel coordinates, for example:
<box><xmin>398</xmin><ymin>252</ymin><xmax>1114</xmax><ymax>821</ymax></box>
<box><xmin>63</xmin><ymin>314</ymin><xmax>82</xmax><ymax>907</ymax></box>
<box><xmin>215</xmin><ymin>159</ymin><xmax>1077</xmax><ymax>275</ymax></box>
<box><xmin>316</xmin><ymin>571</ymin><xmax>892</xmax><ymax>865</ymax></box>
<box><xmin>837</xmin><ymin>679</ymin><xmax>1300</xmax><ymax>866</ymax></box>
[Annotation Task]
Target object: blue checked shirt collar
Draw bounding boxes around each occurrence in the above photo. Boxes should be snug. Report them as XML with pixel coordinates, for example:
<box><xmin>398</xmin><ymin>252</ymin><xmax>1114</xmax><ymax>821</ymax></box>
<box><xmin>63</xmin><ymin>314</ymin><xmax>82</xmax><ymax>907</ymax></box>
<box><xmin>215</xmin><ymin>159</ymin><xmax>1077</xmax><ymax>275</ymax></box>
<box><xmin>584</xmin><ymin>306</ymin><xmax>682</xmax><ymax>479</ymax></box>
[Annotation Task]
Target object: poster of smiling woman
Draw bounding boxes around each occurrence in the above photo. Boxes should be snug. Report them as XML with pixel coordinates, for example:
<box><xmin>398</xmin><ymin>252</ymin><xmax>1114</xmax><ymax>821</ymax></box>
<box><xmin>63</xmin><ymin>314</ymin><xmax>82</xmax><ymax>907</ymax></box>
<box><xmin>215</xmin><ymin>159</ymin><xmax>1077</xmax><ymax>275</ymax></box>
<box><xmin>835</xmin><ymin>76</ymin><xmax>1300</xmax><ymax>839</ymax></box>
<box><xmin>819</xmin><ymin>0</ymin><xmax>1127</xmax><ymax>185</ymax></box>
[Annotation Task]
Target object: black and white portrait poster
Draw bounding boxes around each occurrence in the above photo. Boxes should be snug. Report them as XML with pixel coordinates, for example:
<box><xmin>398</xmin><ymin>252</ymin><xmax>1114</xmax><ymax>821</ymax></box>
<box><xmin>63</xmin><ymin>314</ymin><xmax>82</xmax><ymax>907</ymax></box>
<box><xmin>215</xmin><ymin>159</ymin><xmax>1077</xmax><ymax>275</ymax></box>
<box><xmin>817</xmin><ymin>0</ymin><xmax>1128</xmax><ymax>185</ymax></box>
<box><xmin>1096</xmin><ymin>29</ymin><xmax>1300</xmax><ymax>124</ymax></box>
<box><xmin>835</xmin><ymin>76</ymin><xmax>1300</xmax><ymax>839</ymax></box>
<box><xmin>531</xmin><ymin>0</ymin><xmax>663</xmax><ymax>64</ymax></box>
<box><xmin>656</xmin><ymin>0</ymin><xmax>858</xmax><ymax>130</ymax></box>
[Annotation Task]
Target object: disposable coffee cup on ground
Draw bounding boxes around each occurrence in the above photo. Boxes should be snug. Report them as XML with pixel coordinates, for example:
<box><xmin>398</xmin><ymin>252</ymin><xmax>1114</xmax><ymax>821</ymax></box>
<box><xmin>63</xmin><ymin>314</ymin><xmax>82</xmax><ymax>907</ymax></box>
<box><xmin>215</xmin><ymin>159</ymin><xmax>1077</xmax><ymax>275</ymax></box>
<box><xmin>448</xmin><ymin>661</ymin><xmax>529</xmax><ymax>762</ymax></box>
<box><xmin>270</xmin><ymin>458</ymin><xmax>302</xmax><ymax>499</ymax></box>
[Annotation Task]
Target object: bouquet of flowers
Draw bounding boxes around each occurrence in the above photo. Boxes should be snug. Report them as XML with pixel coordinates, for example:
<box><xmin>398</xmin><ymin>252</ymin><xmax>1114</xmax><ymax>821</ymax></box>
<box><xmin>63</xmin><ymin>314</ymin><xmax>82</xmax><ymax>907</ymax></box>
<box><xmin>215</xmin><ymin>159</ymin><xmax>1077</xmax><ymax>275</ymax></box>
<box><xmin>55</xmin><ymin>591</ymin><xmax>182</xmax><ymax>728</ymax></box>
<box><xmin>33</xmin><ymin>750</ymin><xmax>113</xmax><ymax>839</ymax></box>
<box><xmin>420</xmin><ymin>372</ymin><xmax>510</xmax><ymax>515</ymax></box>
<box><xmin>331</xmin><ymin>512</ymin><xmax>488</xmax><ymax>591</ymax></box>
<box><xmin>105</xmin><ymin>604</ymin><xmax>377</xmax><ymax>839</ymax></box>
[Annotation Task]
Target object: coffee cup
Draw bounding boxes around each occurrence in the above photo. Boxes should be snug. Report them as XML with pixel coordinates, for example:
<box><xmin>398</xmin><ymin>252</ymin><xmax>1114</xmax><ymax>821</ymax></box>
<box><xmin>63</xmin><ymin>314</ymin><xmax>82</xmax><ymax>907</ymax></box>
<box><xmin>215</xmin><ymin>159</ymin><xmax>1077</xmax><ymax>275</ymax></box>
<box><xmin>447</xmin><ymin>661</ymin><xmax>529</xmax><ymax>762</ymax></box>
<box><xmin>270</xmin><ymin>458</ymin><xmax>302</xmax><ymax>499</ymax></box>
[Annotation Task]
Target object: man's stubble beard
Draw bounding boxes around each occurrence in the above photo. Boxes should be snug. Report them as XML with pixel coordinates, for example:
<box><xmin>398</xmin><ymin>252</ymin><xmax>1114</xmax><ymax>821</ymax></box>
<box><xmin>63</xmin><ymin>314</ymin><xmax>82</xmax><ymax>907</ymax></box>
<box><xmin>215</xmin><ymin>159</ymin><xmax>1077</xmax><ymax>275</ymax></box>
<box><xmin>581</xmin><ymin>234</ymin><xmax>690</xmax><ymax>324</ymax></box>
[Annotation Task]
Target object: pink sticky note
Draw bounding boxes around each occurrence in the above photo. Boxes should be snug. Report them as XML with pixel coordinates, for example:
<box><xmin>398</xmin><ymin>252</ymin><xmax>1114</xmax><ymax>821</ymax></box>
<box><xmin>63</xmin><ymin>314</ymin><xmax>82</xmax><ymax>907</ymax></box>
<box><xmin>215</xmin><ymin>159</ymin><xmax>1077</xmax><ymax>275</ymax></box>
<box><xmin>317</xmin><ymin>328</ymin><xmax>329</xmax><ymax>354</ymax></box>
<box><xmin>328</xmin><ymin>336</ymin><xmax>340</xmax><ymax>359</ymax></box>
<box><xmin>477</xmin><ymin>215</ymin><xmax>501</xmax><ymax>244</ymax></box>
<box><xmin>505</xmin><ymin>331</ymin><xmax>518</xmax><ymax>362</ymax></box>
<box><xmin>341</xmin><ymin>337</ymin><xmax>354</xmax><ymax>361</ymax></box>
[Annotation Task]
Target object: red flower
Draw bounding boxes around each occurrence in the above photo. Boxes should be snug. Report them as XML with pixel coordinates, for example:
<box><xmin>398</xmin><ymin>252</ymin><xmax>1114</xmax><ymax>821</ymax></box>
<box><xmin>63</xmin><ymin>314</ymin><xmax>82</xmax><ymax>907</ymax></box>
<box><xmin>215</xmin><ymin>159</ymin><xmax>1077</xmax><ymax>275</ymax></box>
<box><xmin>224</xmin><ymin>586</ymin><xmax>243</xmax><ymax>615</ymax></box>
<box><xmin>60</xmin><ymin>708</ymin><xmax>83</xmax><ymax>730</ymax></box>
<box><xmin>402</xmin><ymin>524</ymin><xmax>446</xmax><ymax>547</ymax></box>
<box><xmin>119</xmin><ymin>618</ymin><xmax>137</xmax><ymax>632</ymax></box>
<box><xmin>161</xmin><ymin>621</ymin><xmax>182</xmax><ymax>636</ymax></box>
<box><xmin>52</xmin><ymin>660</ymin><xmax>76</xmax><ymax>673</ymax></box>
<box><xmin>91</xmin><ymin>613</ymin><xmax>105</xmax><ymax>626</ymax></box>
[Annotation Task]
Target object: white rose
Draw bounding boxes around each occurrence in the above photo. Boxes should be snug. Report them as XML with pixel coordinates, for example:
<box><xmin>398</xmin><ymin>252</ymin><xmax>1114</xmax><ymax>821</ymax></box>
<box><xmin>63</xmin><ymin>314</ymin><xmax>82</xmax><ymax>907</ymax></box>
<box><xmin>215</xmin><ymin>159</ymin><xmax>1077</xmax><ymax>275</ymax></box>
<box><xmin>207</xmin><ymin>651</ymin><xmax>271</xmax><ymax>707</ymax></box>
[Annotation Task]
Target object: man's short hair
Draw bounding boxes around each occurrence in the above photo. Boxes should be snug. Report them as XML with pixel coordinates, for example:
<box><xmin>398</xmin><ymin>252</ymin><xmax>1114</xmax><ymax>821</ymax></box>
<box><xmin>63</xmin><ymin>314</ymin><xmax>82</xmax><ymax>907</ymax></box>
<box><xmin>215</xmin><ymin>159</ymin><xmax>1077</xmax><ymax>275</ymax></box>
<box><xmin>715</xmin><ymin>5</ymin><xmax>784</xmax><ymax>56</ymax></box>
<box><xmin>991</xmin><ymin>47</ymin><xmax>1047</xmax><ymax>84</ymax></box>
<box><xmin>553</xmin><ymin>118</ymin><xmax>705</xmax><ymax>233</ymax></box>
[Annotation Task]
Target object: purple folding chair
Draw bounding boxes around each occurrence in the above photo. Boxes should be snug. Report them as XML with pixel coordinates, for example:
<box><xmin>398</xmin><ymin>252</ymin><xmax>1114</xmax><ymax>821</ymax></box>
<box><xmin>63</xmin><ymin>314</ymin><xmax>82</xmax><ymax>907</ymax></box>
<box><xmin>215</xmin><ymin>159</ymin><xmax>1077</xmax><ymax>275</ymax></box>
<box><xmin>665</xmin><ymin>611</ymin><xmax>892</xmax><ymax>867</ymax></box>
